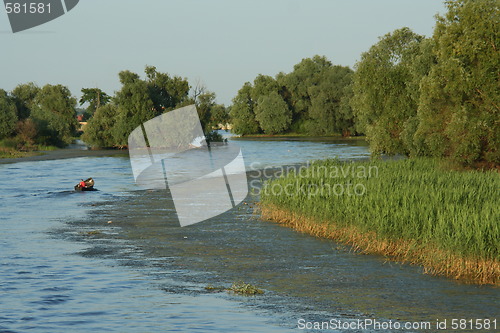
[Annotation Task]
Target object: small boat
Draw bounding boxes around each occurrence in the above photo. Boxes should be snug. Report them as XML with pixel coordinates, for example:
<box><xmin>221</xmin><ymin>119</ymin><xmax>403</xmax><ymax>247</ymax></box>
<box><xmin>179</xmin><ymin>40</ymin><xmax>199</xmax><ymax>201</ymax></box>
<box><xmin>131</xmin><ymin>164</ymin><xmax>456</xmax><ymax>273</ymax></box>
<box><xmin>75</xmin><ymin>178</ymin><xmax>96</xmax><ymax>191</ymax></box>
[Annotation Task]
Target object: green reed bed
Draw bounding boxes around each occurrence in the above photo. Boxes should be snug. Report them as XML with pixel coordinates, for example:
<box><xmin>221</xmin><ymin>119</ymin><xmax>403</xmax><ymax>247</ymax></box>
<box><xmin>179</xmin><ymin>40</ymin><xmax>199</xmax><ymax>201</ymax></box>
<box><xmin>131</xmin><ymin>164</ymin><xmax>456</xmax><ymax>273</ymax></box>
<box><xmin>260</xmin><ymin>158</ymin><xmax>499</xmax><ymax>284</ymax></box>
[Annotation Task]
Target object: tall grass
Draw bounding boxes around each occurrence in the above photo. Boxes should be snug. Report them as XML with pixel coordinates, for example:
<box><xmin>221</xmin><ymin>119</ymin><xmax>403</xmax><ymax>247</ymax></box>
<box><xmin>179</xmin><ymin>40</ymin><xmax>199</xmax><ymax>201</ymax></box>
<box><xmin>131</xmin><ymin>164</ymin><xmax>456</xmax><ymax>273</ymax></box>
<box><xmin>0</xmin><ymin>139</ymin><xmax>58</xmax><ymax>158</ymax></box>
<box><xmin>260</xmin><ymin>158</ymin><xmax>499</xmax><ymax>284</ymax></box>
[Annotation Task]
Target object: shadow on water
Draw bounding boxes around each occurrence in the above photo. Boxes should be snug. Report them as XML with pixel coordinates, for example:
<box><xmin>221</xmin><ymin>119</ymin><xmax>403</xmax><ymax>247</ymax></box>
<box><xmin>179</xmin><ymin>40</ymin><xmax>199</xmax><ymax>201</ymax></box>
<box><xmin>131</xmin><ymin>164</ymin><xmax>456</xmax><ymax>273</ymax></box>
<box><xmin>46</xmin><ymin>190</ymin><xmax>87</xmax><ymax>197</ymax></box>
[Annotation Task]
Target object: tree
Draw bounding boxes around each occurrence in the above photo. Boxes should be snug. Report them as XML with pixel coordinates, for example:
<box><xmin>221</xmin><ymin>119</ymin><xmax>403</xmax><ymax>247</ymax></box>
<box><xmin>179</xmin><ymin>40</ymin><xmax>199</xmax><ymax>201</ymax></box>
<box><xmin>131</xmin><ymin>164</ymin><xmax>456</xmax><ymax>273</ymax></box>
<box><xmin>281</xmin><ymin>55</ymin><xmax>333</xmax><ymax>122</ymax></box>
<box><xmin>254</xmin><ymin>92</ymin><xmax>292</xmax><ymax>134</ymax></box>
<box><xmin>308</xmin><ymin>65</ymin><xmax>354</xmax><ymax>135</ymax></box>
<box><xmin>80</xmin><ymin>88</ymin><xmax>111</xmax><ymax>118</ymax></box>
<box><xmin>112</xmin><ymin>76</ymin><xmax>155</xmax><ymax>146</ymax></box>
<box><xmin>0</xmin><ymin>89</ymin><xmax>18</xmax><ymax>139</ymax></box>
<box><xmin>11</xmin><ymin>82</ymin><xmax>40</xmax><ymax>120</ymax></box>
<box><xmin>251</xmin><ymin>74</ymin><xmax>280</xmax><ymax>102</ymax></box>
<box><xmin>81</xmin><ymin>104</ymin><xmax>118</xmax><ymax>148</ymax></box>
<box><xmin>185</xmin><ymin>82</ymin><xmax>228</xmax><ymax>136</ymax></box>
<box><xmin>30</xmin><ymin>84</ymin><xmax>78</xmax><ymax>146</ymax></box>
<box><xmin>15</xmin><ymin>118</ymin><xmax>37</xmax><ymax>149</ymax></box>
<box><xmin>192</xmin><ymin>91</ymin><xmax>228</xmax><ymax>143</ymax></box>
<box><xmin>194</xmin><ymin>90</ymin><xmax>228</xmax><ymax>133</ymax></box>
<box><xmin>229</xmin><ymin>56</ymin><xmax>357</xmax><ymax>136</ymax></box>
<box><xmin>144</xmin><ymin>65</ymin><xmax>190</xmax><ymax>113</ymax></box>
<box><xmin>351</xmin><ymin>27</ymin><xmax>427</xmax><ymax>155</ymax></box>
<box><xmin>211</xmin><ymin>104</ymin><xmax>229</xmax><ymax>128</ymax></box>
<box><xmin>338</xmin><ymin>83</ymin><xmax>357</xmax><ymax>137</ymax></box>
<box><xmin>196</xmin><ymin>91</ymin><xmax>216</xmax><ymax>132</ymax></box>
<box><xmin>230</xmin><ymin>82</ymin><xmax>260</xmax><ymax>135</ymax></box>
<box><xmin>110</xmin><ymin>67</ymin><xmax>190</xmax><ymax>146</ymax></box>
<box><xmin>415</xmin><ymin>0</ymin><xmax>500</xmax><ymax>165</ymax></box>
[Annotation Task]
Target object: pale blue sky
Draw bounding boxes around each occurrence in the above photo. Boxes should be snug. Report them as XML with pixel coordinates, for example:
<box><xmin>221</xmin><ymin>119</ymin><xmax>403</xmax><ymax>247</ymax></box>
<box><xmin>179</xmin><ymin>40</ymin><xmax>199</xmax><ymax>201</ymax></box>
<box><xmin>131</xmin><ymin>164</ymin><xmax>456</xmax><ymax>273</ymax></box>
<box><xmin>1</xmin><ymin>0</ymin><xmax>446</xmax><ymax>105</ymax></box>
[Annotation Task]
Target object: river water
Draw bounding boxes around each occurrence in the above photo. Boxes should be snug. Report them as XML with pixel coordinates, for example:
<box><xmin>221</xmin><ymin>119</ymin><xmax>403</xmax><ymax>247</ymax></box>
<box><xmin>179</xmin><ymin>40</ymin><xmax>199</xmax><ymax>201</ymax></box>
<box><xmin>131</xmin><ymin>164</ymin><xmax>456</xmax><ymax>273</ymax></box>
<box><xmin>0</xmin><ymin>137</ymin><xmax>498</xmax><ymax>332</ymax></box>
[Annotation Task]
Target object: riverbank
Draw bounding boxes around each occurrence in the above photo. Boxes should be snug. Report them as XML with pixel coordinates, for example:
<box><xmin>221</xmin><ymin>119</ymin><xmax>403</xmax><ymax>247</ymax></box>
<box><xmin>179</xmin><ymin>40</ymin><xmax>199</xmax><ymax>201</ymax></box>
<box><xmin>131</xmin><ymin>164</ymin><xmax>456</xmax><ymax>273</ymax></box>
<box><xmin>0</xmin><ymin>140</ymin><xmax>58</xmax><ymax>159</ymax></box>
<box><xmin>0</xmin><ymin>147</ymin><xmax>43</xmax><ymax>159</ymax></box>
<box><xmin>259</xmin><ymin>158</ymin><xmax>500</xmax><ymax>285</ymax></box>
<box><xmin>232</xmin><ymin>134</ymin><xmax>367</xmax><ymax>142</ymax></box>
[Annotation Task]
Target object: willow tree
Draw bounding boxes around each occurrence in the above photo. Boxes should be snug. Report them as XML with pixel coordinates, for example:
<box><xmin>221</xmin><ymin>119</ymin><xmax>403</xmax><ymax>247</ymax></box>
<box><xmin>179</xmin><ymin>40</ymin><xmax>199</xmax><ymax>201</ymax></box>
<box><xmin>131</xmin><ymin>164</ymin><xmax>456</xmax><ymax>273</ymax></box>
<box><xmin>251</xmin><ymin>74</ymin><xmax>280</xmax><ymax>102</ymax></box>
<box><xmin>80</xmin><ymin>88</ymin><xmax>111</xmax><ymax>118</ymax></box>
<box><xmin>110</xmin><ymin>67</ymin><xmax>190</xmax><ymax>146</ymax></box>
<box><xmin>11</xmin><ymin>82</ymin><xmax>40</xmax><ymax>120</ymax></box>
<box><xmin>81</xmin><ymin>104</ymin><xmax>118</xmax><ymax>148</ymax></box>
<box><xmin>194</xmin><ymin>90</ymin><xmax>229</xmax><ymax>133</ymax></box>
<box><xmin>0</xmin><ymin>89</ymin><xmax>17</xmax><ymax>139</ymax></box>
<box><xmin>230</xmin><ymin>82</ymin><xmax>260</xmax><ymax>135</ymax></box>
<box><xmin>30</xmin><ymin>84</ymin><xmax>78</xmax><ymax>146</ymax></box>
<box><xmin>281</xmin><ymin>55</ymin><xmax>333</xmax><ymax>120</ymax></box>
<box><xmin>112</xmin><ymin>71</ymin><xmax>155</xmax><ymax>146</ymax></box>
<box><xmin>254</xmin><ymin>92</ymin><xmax>292</xmax><ymax>134</ymax></box>
<box><xmin>415</xmin><ymin>0</ymin><xmax>500</xmax><ymax>165</ymax></box>
<box><xmin>308</xmin><ymin>65</ymin><xmax>354</xmax><ymax>136</ymax></box>
<box><xmin>351</xmin><ymin>27</ymin><xmax>427</xmax><ymax>155</ymax></box>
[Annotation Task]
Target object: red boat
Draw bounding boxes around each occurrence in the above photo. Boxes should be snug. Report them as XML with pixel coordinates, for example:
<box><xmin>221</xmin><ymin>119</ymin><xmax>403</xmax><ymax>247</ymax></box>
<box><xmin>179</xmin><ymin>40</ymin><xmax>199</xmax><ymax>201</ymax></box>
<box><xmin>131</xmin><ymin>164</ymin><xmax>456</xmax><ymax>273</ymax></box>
<box><xmin>75</xmin><ymin>178</ymin><xmax>96</xmax><ymax>191</ymax></box>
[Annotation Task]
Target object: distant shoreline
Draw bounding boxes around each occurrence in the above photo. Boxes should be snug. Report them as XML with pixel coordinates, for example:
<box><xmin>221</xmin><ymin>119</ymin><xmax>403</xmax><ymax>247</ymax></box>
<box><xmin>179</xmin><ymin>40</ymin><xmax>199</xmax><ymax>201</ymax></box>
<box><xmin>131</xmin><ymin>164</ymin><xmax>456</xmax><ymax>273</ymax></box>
<box><xmin>0</xmin><ymin>148</ymin><xmax>129</xmax><ymax>164</ymax></box>
<box><xmin>233</xmin><ymin>134</ymin><xmax>366</xmax><ymax>140</ymax></box>
<box><xmin>1</xmin><ymin>135</ymin><xmax>368</xmax><ymax>165</ymax></box>
<box><xmin>232</xmin><ymin>135</ymin><xmax>368</xmax><ymax>144</ymax></box>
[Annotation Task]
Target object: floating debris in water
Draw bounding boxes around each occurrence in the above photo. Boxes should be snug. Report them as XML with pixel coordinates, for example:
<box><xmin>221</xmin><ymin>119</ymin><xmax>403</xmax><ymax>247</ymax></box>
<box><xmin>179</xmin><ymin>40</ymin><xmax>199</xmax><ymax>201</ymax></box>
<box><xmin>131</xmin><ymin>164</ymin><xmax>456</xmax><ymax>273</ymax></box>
<box><xmin>204</xmin><ymin>282</ymin><xmax>264</xmax><ymax>295</ymax></box>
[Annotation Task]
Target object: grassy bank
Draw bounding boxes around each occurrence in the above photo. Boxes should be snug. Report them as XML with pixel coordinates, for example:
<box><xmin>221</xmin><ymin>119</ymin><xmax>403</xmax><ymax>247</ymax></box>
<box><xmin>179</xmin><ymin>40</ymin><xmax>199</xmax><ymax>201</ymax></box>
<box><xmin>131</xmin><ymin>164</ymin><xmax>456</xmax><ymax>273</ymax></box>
<box><xmin>0</xmin><ymin>138</ymin><xmax>59</xmax><ymax>159</ymax></box>
<box><xmin>0</xmin><ymin>147</ymin><xmax>42</xmax><ymax>159</ymax></box>
<box><xmin>260</xmin><ymin>158</ymin><xmax>499</xmax><ymax>285</ymax></box>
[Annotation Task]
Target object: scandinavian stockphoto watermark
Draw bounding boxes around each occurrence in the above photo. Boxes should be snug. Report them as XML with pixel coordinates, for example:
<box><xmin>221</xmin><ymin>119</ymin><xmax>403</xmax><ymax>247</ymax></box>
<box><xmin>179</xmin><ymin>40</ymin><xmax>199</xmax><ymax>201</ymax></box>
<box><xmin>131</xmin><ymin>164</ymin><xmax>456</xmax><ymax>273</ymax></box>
<box><xmin>3</xmin><ymin>0</ymin><xmax>79</xmax><ymax>33</ymax></box>
<box><xmin>128</xmin><ymin>105</ymin><xmax>248</xmax><ymax>227</ymax></box>
<box><xmin>249</xmin><ymin>162</ymin><xmax>379</xmax><ymax>198</ymax></box>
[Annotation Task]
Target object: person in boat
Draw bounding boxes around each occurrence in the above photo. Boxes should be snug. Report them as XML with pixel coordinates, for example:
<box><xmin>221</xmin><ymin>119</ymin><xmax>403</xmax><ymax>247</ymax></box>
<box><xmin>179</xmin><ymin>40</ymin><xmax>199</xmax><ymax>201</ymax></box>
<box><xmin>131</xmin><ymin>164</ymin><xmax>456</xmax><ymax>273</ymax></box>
<box><xmin>79</xmin><ymin>179</ymin><xmax>86</xmax><ymax>189</ymax></box>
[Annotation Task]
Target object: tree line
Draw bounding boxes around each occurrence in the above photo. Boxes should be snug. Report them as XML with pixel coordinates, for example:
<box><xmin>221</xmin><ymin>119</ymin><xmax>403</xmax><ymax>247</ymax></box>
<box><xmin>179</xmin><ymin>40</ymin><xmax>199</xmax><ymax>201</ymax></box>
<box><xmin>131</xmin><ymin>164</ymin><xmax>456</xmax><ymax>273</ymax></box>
<box><xmin>0</xmin><ymin>83</ymin><xmax>78</xmax><ymax>149</ymax></box>
<box><xmin>0</xmin><ymin>0</ymin><xmax>496</xmax><ymax>166</ymax></box>
<box><xmin>230</xmin><ymin>0</ymin><xmax>498</xmax><ymax>166</ymax></box>
<box><xmin>230</xmin><ymin>56</ymin><xmax>355</xmax><ymax>137</ymax></box>
<box><xmin>82</xmin><ymin>66</ymin><xmax>227</xmax><ymax>148</ymax></box>
<box><xmin>0</xmin><ymin>66</ymin><xmax>228</xmax><ymax>150</ymax></box>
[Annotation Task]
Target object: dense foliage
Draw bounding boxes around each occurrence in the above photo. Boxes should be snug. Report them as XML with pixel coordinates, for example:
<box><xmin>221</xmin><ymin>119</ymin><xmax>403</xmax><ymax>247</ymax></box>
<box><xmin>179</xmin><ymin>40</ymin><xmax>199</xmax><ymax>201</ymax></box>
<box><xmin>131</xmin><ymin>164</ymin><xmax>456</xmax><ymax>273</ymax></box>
<box><xmin>230</xmin><ymin>82</ymin><xmax>260</xmax><ymax>135</ymax></box>
<box><xmin>351</xmin><ymin>28</ymin><xmax>428</xmax><ymax>155</ymax></box>
<box><xmin>0</xmin><ymin>66</ymin><xmax>229</xmax><ymax>151</ymax></box>
<box><xmin>230</xmin><ymin>56</ymin><xmax>355</xmax><ymax>137</ymax></box>
<box><xmin>230</xmin><ymin>0</ymin><xmax>498</xmax><ymax>166</ymax></box>
<box><xmin>0</xmin><ymin>89</ymin><xmax>18</xmax><ymax>140</ymax></box>
<box><xmin>79</xmin><ymin>88</ymin><xmax>111</xmax><ymax>120</ymax></box>
<box><xmin>350</xmin><ymin>0</ymin><xmax>498</xmax><ymax>165</ymax></box>
<box><xmin>81</xmin><ymin>104</ymin><xmax>118</xmax><ymax>148</ymax></box>
<box><xmin>414</xmin><ymin>0</ymin><xmax>499</xmax><ymax>165</ymax></box>
<box><xmin>1</xmin><ymin>83</ymin><xmax>78</xmax><ymax>149</ymax></box>
<box><xmin>82</xmin><ymin>66</ymin><xmax>229</xmax><ymax>148</ymax></box>
<box><xmin>0</xmin><ymin>0</ymin><xmax>496</xmax><ymax>166</ymax></box>
<box><xmin>30</xmin><ymin>84</ymin><xmax>79</xmax><ymax>146</ymax></box>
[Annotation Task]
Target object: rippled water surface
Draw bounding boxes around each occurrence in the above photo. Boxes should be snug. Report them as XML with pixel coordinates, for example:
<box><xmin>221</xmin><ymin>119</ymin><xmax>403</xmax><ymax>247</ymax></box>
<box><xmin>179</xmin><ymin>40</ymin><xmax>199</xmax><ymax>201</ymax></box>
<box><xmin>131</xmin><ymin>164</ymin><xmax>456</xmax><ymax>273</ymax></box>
<box><xmin>1</xmin><ymin>138</ymin><xmax>498</xmax><ymax>332</ymax></box>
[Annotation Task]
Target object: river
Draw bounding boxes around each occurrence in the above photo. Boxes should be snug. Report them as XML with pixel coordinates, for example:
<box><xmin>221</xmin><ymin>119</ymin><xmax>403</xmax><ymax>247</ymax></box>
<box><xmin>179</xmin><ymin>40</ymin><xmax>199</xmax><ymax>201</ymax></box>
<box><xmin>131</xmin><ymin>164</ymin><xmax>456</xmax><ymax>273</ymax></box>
<box><xmin>0</xmin><ymin>136</ymin><xmax>498</xmax><ymax>332</ymax></box>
